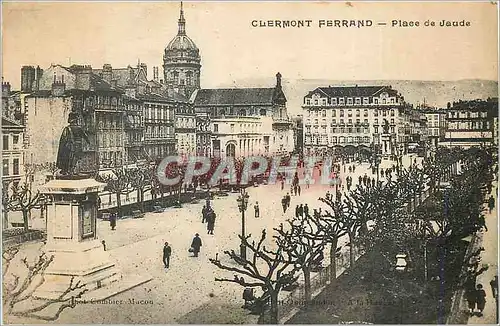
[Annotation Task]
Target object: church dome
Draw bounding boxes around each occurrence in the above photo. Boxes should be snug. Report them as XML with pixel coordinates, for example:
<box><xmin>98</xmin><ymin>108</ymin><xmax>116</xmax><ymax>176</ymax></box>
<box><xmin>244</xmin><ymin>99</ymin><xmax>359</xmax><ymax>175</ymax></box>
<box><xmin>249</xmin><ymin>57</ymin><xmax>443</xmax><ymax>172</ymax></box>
<box><xmin>166</xmin><ymin>35</ymin><xmax>198</xmax><ymax>52</ymax></box>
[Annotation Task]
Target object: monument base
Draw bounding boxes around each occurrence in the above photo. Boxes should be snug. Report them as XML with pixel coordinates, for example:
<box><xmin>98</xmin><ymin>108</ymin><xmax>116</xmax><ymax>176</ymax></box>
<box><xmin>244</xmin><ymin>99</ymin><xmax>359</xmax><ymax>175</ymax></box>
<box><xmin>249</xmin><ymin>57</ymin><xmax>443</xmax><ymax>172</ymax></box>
<box><xmin>34</xmin><ymin>240</ymin><xmax>122</xmax><ymax>300</ymax></box>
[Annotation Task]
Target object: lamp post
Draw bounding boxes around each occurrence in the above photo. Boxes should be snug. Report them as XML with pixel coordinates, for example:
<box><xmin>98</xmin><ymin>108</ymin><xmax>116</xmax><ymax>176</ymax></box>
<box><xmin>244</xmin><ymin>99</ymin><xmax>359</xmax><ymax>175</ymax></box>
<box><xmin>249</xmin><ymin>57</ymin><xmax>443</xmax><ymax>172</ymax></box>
<box><xmin>237</xmin><ymin>189</ymin><xmax>250</xmax><ymax>260</ymax></box>
<box><xmin>395</xmin><ymin>253</ymin><xmax>408</xmax><ymax>323</ymax></box>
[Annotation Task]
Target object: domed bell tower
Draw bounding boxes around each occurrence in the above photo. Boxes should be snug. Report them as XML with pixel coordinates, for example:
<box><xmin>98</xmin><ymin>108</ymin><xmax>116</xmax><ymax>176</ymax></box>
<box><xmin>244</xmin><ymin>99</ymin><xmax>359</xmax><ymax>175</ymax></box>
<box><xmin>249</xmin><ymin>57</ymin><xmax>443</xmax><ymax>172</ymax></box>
<box><xmin>163</xmin><ymin>1</ymin><xmax>201</xmax><ymax>98</ymax></box>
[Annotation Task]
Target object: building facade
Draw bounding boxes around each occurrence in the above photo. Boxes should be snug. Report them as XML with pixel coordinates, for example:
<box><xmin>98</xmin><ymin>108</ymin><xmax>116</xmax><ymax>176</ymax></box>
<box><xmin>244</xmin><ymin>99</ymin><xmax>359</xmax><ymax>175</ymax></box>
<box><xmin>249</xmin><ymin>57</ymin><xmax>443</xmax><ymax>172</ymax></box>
<box><xmin>441</xmin><ymin>98</ymin><xmax>498</xmax><ymax>148</ymax></box>
<box><xmin>420</xmin><ymin>107</ymin><xmax>447</xmax><ymax>150</ymax></box>
<box><xmin>139</xmin><ymin>93</ymin><xmax>176</xmax><ymax>161</ymax></box>
<box><xmin>193</xmin><ymin>73</ymin><xmax>294</xmax><ymax>158</ymax></box>
<box><xmin>24</xmin><ymin>64</ymin><xmax>126</xmax><ymax>172</ymax></box>
<box><xmin>302</xmin><ymin>85</ymin><xmax>412</xmax><ymax>158</ymax></box>
<box><xmin>175</xmin><ymin>103</ymin><xmax>196</xmax><ymax>158</ymax></box>
<box><xmin>2</xmin><ymin>116</ymin><xmax>24</xmax><ymax>189</ymax></box>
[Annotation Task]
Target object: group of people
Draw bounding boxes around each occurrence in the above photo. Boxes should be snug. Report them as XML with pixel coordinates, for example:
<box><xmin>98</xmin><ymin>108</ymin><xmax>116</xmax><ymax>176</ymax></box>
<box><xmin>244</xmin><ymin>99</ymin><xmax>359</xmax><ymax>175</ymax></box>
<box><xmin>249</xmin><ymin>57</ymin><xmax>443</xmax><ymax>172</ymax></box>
<box><xmin>281</xmin><ymin>193</ymin><xmax>292</xmax><ymax>213</ymax></box>
<box><xmin>162</xmin><ymin>233</ymin><xmax>203</xmax><ymax>270</ymax></box>
<box><xmin>294</xmin><ymin>203</ymin><xmax>310</xmax><ymax>218</ymax></box>
<box><xmin>202</xmin><ymin>203</ymin><xmax>217</xmax><ymax>235</ymax></box>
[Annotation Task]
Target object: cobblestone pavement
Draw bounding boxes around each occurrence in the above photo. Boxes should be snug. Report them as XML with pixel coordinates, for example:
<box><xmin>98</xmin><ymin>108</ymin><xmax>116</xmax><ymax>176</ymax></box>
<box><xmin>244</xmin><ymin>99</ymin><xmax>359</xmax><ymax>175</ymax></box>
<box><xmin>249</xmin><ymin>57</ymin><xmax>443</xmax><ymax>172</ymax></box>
<box><xmin>4</xmin><ymin>156</ymin><xmax>422</xmax><ymax>324</ymax></box>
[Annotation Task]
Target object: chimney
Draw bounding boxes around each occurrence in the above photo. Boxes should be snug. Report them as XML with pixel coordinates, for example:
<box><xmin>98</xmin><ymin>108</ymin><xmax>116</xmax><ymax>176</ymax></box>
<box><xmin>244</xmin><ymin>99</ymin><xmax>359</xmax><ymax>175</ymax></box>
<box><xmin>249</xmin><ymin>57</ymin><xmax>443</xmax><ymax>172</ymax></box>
<box><xmin>276</xmin><ymin>72</ymin><xmax>282</xmax><ymax>88</ymax></box>
<box><xmin>51</xmin><ymin>80</ymin><xmax>66</xmax><ymax>96</ymax></box>
<box><xmin>21</xmin><ymin>65</ymin><xmax>36</xmax><ymax>92</ymax></box>
<box><xmin>102</xmin><ymin>64</ymin><xmax>113</xmax><ymax>83</ymax></box>
<box><xmin>153</xmin><ymin>67</ymin><xmax>159</xmax><ymax>82</ymax></box>
<box><xmin>140</xmin><ymin>63</ymin><xmax>148</xmax><ymax>78</ymax></box>
<box><xmin>2</xmin><ymin>79</ymin><xmax>11</xmax><ymax>97</ymax></box>
<box><xmin>72</xmin><ymin>65</ymin><xmax>92</xmax><ymax>90</ymax></box>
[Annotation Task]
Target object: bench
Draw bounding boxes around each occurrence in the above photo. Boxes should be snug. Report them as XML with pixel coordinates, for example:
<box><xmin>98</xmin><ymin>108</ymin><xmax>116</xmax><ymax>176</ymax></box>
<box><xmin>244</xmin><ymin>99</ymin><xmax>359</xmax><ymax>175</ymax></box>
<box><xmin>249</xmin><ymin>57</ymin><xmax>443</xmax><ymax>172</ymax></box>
<box><xmin>132</xmin><ymin>210</ymin><xmax>145</xmax><ymax>219</ymax></box>
<box><xmin>153</xmin><ymin>206</ymin><xmax>164</xmax><ymax>213</ymax></box>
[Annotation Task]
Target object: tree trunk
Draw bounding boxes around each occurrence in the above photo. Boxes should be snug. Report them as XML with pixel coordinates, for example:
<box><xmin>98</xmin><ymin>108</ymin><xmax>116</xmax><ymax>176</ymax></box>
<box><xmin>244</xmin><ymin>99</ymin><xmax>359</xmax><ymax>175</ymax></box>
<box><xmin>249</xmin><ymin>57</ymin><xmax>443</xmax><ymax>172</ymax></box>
<box><xmin>22</xmin><ymin>210</ymin><xmax>29</xmax><ymax>232</ymax></box>
<box><xmin>349</xmin><ymin>234</ymin><xmax>355</xmax><ymax>268</ymax></box>
<box><xmin>329</xmin><ymin>237</ymin><xmax>338</xmax><ymax>282</ymax></box>
<box><xmin>269</xmin><ymin>290</ymin><xmax>279</xmax><ymax>324</ymax></box>
<box><xmin>116</xmin><ymin>192</ymin><xmax>122</xmax><ymax>216</ymax></box>
<box><xmin>3</xmin><ymin>209</ymin><xmax>9</xmax><ymax>230</ymax></box>
<box><xmin>303</xmin><ymin>266</ymin><xmax>312</xmax><ymax>302</ymax></box>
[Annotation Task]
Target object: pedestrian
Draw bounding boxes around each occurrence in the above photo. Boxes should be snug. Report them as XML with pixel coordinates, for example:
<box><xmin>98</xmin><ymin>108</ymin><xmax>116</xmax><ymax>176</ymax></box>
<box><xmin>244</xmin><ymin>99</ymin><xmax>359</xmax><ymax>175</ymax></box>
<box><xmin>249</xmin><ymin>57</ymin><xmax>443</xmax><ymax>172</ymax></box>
<box><xmin>306</xmin><ymin>178</ymin><xmax>310</xmax><ymax>189</ymax></box>
<box><xmin>295</xmin><ymin>205</ymin><xmax>300</xmax><ymax>218</ymax></box>
<box><xmin>304</xmin><ymin>204</ymin><xmax>309</xmax><ymax>217</ymax></box>
<box><xmin>475</xmin><ymin>284</ymin><xmax>487</xmax><ymax>316</ymax></box>
<box><xmin>281</xmin><ymin>196</ymin><xmax>287</xmax><ymax>213</ymax></box>
<box><xmin>281</xmin><ymin>179</ymin><xmax>285</xmax><ymax>191</ymax></box>
<box><xmin>109</xmin><ymin>212</ymin><xmax>117</xmax><ymax>231</ymax></box>
<box><xmin>293</xmin><ymin>184</ymin><xmax>298</xmax><ymax>196</ymax></box>
<box><xmin>490</xmin><ymin>276</ymin><xmax>498</xmax><ymax>301</ymax></box>
<box><xmin>286</xmin><ymin>193</ymin><xmax>291</xmax><ymax>208</ymax></box>
<box><xmin>298</xmin><ymin>185</ymin><xmax>301</xmax><ymax>196</ymax></box>
<box><xmin>254</xmin><ymin>201</ymin><xmax>260</xmax><ymax>218</ymax></box>
<box><xmin>326</xmin><ymin>191</ymin><xmax>331</xmax><ymax>200</ymax></box>
<box><xmin>163</xmin><ymin>242</ymin><xmax>172</xmax><ymax>269</ymax></box>
<box><xmin>298</xmin><ymin>204</ymin><xmax>304</xmax><ymax>217</ymax></box>
<box><xmin>348</xmin><ymin>166</ymin><xmax>352</xmax><ymax>173</ymax></box>
<box><xmin>202</xmin><ymin>205</ymin><xmax>208</xmax><ymax>223</ymax></box>
<box><xmin>372</xmin><ymin>178</ymin><xmax>376</xmax><ymax>188</ymax></box>
<box><xmin>190</xmin><ymin>233</ymin><xmax>202</xmax><ymax>257</ymax></box>
<box><xmin>207</xmin><ymin>210</ymin><xmax>216</xmax><ymax>235</ymax></box>
<box><xmin>380</xmin><ymin>169</ymin><xmax>384</xmax><ymax>178</ymax></box>
<box><xmin>465</xmin><ymin>275</ymin><xmax>477</xmax><ymax>315</ymax></box>
<box><xmin>358</xmin><ymin>175</ymin><xmax>362</xmax><ymax>185</ymax></box>
<box><xmin>488</xmin><ymin>195</ymin><xmax>495</xmax><ymax>214</ymax></box>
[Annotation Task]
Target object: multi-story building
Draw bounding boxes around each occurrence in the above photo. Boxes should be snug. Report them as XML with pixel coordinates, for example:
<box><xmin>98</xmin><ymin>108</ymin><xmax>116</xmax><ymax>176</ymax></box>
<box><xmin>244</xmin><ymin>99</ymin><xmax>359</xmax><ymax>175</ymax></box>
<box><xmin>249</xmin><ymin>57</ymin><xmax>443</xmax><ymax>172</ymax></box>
<box><xmin>193</xmin><ymin>73</ymin><xmax>294</xmax><ymax>158</ymax></box>
<box><xmin>2</xmin><ymin>116</ymin><xmax>24</xmax><ymax>189</ymax></box>
<box><xmin>139</xmin><ymin>93</ymin><xmax>176</xmax><ymax>161</ymax></box>
<box><xmin>175</xmin><ymin>102</ymin><xmax>196</xmax><ymax>158</ymax></box>
<box><xmin>302</xmin><ymin>85</ymin><xmax>411</xmax><ymax>158</ymax></box>
<box><xmin>24</xmin><ymin>64</ymin><xmax>126</xmax><ymax>173</ymax></box>
<box><xmin>441</xmin><ymin>98</ymin><xmax>498</xmax><ymax>148</ymax></box>
<box><xmin>420</xmin><ymin>107</ymin><xmax>447</xmax><ymax>150</ymax></box>
<box><xmin>123</xmin><ymin>95</ymin><xmax>145</xmax><ymax>164</ymax></box>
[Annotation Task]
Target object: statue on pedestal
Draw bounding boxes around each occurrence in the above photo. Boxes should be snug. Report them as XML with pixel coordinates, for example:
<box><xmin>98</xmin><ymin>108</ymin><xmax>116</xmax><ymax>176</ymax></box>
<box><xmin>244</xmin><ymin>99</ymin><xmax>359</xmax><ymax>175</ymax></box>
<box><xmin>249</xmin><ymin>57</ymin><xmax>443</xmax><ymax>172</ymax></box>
<box><xmin>56</xmin><ymin>112</ymin><xmax>90</xmax><ymax>176</ymax></box>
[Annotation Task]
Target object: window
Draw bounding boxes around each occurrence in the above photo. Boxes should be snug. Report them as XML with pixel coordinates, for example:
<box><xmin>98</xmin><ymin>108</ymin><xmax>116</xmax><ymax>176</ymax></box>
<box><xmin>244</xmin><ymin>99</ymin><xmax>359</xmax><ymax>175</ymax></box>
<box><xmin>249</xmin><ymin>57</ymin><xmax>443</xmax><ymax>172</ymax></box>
<box><xmin>331</xmin><ymin>98</ymin><xmax>337</xmax><ymax>105</ymax></box>
<box><xmin>314</xmin><ymin>119</ymin><xmax>319</xmax><ymax>125</ymax></box>
<box><xmin>314</xmin><ymin>99</ymin><xmax>318</xmax><ymax>105</ymax></box>
<box><xmin>374</xmin><ymin>98</ymin><xmax>379</xmax><ymax>104</ymax></box>
<box><xmin>356</xmin><ymin>109</ymin><xmax>360</xmax><ymax>117</ymax></box>
<box><xmin>230</xmin><ymin>124</ymin><xmax>235</xmax><ymax>133</ymax></box>
<box><xmin>347</xmin><ymin>98</ymin><xmax>353</xmax><ymax>105</ymax></box>
<box><xmin>355</xmin><ymin>98</ymin><xmax>361</xmax><ymax>105</ymax></box>
<box><xmin>363</xmin><ymin>109</ymin><xmax>368</xmax><ymax>117</ymax></box>
<box><xmin>13</xmin><ymin>158</ymin><xmax>19</xmax><ymax>175</ymax></box>
<box><xmin>214</xmin><ymin>124</ymin><xmax>219</xmax><ymax>132</ymax></box>
<box><xmin>348</xmin><ymin>119</ymin><xmax>353</xmax><ymax>125</ymax></box>
<box><xmin>322</xmin><ymin>99</ymin><xmax>327</xmax><ymax>106</ymax></box>
<box><xmin>374</xmin><ymin>118</ymin><xmax>379</xmax><ymax>124</ymax></box>
<box><xmin>390</xmin><ymin>98</ymin><xmax>395</xmax><ymax>104</ymax></box>
<box><xmin>348</xmin><ymin>110</ymin><xmax>352</xmax><ymax>117</ymax></box>
<box><xmin>340</xmin><ymin>110</ymin><xmax>344</xmax><ymax>117</ymax></box>
<box><xmin>364</xmin><ymin>119</ymin><xmax>368</xmax><ymax>124</ymax></box>
<box><xmin>2</xmin><ymin>136</ymin><xmax>8</xmax><ymax>151</ymax></box>
<box><xmin>356</xmin><ymin>119</ymin><xmax>360</xmax><ymax>125</ymax></box>
<box><xmin>390</xmin><ymin>110</ymin><xmax>395</xmax><ymax>116</ymax></box>
<box><xmin>374</xmin><ymin>110</ymin><xmax>379</xmax><ymax>117</ymax></box>
<box><xmin>340</xmin><ymin>119</ymin><xmax>345</xmax><ymax>125</ymax></box>
<box><xmin>186</xmin><ymin>71</ymin><xmax>193</xmax><ymax>85</ymax></box>
<box><xmin>390</xmin><ymin>126</ymin><xmax>395</xmax><ymax>133</ymax></box>
<box><xmin>382</xmin><ymin>110</ymin><xmax>387</xmax><ymax>116</ymax></box>
<box><xmin>2</xmin><ymin>159</ymin><xmax>8</xmax><ymax>176</ymax></box>
<box><xmin>390</xmin><ymin>119</ymin><xmax>395</xmax><ymax>124</ymax></box>
<box><xmin>332</xmin><ymin>110</ymin><xmax>336</xmax><ymax>117</ymax></box>
<box><xmin>363</xmin><ymin>97</ymin><xmax>369</xmax><ymax>105</ymax></box>
<box><xmin>173</xmin><ymin>71</ymin><xmax>179</xmax><ymax>84</ymax></box>
<box><xmin>12</xmin><ymin>135</ymin><xmax>19</xmax><ymax>149</ymax></box>
<box><xmin>322</xmin><ymin>110</ymin><xmax>326</xmax><ymax>117</ymax></box>
<box><xmin>306</xmin><ymin>99</ymin><xmax>311</xmax><ymax>105</ymax></box>
<box><xmin>339</xmin><ymin>98</ymin><xmax>345</xmax><ymax>105</ymax></box>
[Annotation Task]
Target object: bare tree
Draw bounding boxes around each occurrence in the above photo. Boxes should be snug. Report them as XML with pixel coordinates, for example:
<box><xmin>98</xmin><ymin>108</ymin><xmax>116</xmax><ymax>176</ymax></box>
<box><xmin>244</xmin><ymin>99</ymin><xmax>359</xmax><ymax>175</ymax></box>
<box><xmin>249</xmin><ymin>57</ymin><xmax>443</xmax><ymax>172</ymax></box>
<box><xmin>129</xmin><ymin>167</ymin><xmax>152</xmax><ymax>212</ymax></box>
<box><xmin>313</xmin><ymin>196</ymin><xmax>347</xmax><ymax>282</ymax></box>
<box><xmin>4</xmin><ymin>179</ymin><xmax>41</xmax><ymax>232</ymax></box>
<box><xmin>209</xmin><ymin>230</ymin><xmax>300</xmax><ymax>324</ymax></box>
<box><xmin>2</xmin><ymin>247</ymin><xmax>87</xmax><ymax>322</ymax></box>
<box><xmin>96</xmin><ymin>168</ymin><xmax>134</xmax><ymax>216</ymax></box>
<box><xmin>274</xmin><ymin>214</ymin><xmax>326</xmax><ymax>302</ymax></box>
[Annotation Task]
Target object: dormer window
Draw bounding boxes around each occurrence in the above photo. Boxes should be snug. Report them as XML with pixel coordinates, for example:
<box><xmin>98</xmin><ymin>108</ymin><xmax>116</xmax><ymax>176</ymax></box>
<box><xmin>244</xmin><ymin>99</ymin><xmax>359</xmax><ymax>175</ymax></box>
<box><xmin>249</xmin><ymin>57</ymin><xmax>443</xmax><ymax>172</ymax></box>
<box><xmin>363</xmin><ymin>97</ymin><xmax>369</xmax><ymax>104</ymax></box>
<box><xmin>347</xmin><ymin>98</ymin><xmax>353</xmax><ymax>105</ymax></box>
<box><xmin>306</xmin><ymin>98</ymin><xmax>311</xmax><ymax>105</ymax></box>
<box><xmin>331</xmin><ymin>98</ymin><xmax>337</xmax><ymax>105</ymax></box>
<box><xmin>322</xmin><ymin>98</ymin><xmax>327</xmax><ymax>106</ymax></box>
<box><xmin>374</xmin><ymin>98</ymin><xmax>379</xmax><ymax>104</ymax></box>
<box><xmin>339</xmin><ymin>98</ymin><xmax>345</xmax><ymax>105</ymax></box>
<box><xmin>355</xmin><ymin>98</ymin><xmax>361</xmax><ymax>105</ymax></box>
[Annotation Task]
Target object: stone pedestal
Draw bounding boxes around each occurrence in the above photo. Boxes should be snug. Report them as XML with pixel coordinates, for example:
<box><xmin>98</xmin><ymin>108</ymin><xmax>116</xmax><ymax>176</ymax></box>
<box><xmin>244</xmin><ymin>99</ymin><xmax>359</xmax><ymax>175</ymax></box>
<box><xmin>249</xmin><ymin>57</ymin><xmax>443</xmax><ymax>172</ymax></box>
<box><xmin>34</xmin><ymin>178</ymin><xmax>124</xmax><ymax>299</ymax></box>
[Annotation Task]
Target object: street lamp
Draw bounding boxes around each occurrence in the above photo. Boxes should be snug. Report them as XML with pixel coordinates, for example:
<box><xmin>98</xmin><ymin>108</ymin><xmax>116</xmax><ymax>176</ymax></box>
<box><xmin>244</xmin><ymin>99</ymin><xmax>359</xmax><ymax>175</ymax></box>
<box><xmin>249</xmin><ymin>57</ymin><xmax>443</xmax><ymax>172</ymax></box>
<box><xmin>237</xmin><ymin>188</ymin><xmax>250</xmax><ymax>260</ymax></box>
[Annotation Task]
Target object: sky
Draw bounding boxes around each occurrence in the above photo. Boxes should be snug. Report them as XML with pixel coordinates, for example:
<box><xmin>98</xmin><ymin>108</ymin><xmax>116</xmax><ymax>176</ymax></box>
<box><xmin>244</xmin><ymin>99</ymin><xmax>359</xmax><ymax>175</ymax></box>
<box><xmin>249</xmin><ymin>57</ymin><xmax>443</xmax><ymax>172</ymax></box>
<box><xmin>2</xmin><ymin>1</ymin><xmax>498</xmax><ymax>89</ymax></box>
